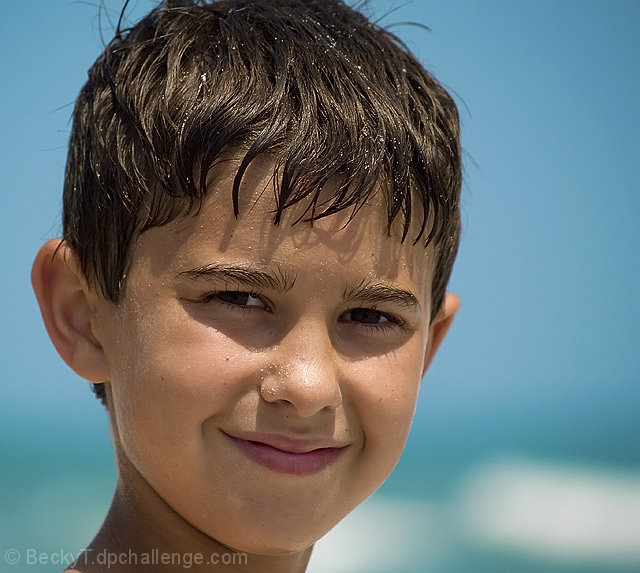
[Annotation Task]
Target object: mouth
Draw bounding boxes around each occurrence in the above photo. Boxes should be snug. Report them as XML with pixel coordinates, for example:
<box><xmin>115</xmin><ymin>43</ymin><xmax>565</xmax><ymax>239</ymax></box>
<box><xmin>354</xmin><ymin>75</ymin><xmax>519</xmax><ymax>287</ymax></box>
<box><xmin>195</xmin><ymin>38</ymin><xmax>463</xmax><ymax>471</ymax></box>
<box><xmin>222</xmin><ymin>431</ymin><xmax>349</xmax><ymax>476</ymax></box>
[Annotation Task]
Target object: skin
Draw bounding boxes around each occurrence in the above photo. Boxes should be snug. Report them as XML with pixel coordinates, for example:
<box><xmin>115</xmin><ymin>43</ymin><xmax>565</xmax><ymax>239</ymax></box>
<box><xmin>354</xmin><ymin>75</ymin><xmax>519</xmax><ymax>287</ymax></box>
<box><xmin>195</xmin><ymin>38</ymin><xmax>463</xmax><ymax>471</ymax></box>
<box><xmin>32</xmin><ymin>160</ymin><xmax>459</xmax><ymax>572</ymax></box>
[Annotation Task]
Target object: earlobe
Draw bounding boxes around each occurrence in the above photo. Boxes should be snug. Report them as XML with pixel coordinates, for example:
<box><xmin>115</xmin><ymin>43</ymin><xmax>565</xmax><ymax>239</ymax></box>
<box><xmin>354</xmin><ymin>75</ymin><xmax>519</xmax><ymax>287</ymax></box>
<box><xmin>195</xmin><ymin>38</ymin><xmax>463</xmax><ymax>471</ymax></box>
<box><xmin>31</xmin><ymin>239</ymin><xmax>109</xmax><ymax>383</ymax></box>
<box><xmin>422</xmin><ymin>292</ymin><xmax>460</xmax><ymax>376</ymax></box>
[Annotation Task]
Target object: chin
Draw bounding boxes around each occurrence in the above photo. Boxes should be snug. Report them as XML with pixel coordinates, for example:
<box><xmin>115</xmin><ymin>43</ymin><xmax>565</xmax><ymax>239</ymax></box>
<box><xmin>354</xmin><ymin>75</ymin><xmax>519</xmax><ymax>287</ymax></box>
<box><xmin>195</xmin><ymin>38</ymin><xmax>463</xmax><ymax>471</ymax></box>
<box><xmin>204</xmin><ymin>504</ymin><xmax>342</xmax><ymax>556</ymax></box>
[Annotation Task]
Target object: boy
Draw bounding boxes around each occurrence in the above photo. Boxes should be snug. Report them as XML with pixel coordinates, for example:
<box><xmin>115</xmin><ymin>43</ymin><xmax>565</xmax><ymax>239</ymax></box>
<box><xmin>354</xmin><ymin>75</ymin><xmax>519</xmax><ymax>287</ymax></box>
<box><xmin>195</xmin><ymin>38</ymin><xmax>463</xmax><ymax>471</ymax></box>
<box><xmin>31</xmin><ymin>0</ymin><xmax>461</xmax><ymax>571</ymax></box>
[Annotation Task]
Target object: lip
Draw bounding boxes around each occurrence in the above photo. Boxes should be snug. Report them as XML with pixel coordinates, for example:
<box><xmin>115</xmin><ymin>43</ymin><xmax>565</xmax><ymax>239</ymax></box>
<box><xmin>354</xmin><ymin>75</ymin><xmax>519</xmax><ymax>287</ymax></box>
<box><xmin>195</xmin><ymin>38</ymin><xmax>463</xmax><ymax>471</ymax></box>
<box><xmin>222</xmin><ymin>431</ymin><xmax>348</xmax><ymax>476</ymax></box>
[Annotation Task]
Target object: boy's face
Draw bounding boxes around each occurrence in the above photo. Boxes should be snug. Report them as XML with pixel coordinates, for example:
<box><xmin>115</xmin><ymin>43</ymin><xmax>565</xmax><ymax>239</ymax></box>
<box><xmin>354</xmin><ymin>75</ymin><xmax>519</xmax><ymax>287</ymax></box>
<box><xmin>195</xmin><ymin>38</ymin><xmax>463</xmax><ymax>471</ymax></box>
<box><xmin>88</xmin><ymin>160</ymin><xmax>451</xmax><ymax>553</ymax></box>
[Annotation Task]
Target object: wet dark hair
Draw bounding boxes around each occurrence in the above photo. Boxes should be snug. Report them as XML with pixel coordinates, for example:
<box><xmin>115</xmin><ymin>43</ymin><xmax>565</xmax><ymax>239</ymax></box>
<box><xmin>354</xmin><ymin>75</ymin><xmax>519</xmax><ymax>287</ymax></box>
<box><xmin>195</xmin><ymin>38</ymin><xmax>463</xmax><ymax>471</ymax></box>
<box><xmin>63</xmin><ymin>0</ymin><xmax>461</xmax><ymax>403</ymax></box>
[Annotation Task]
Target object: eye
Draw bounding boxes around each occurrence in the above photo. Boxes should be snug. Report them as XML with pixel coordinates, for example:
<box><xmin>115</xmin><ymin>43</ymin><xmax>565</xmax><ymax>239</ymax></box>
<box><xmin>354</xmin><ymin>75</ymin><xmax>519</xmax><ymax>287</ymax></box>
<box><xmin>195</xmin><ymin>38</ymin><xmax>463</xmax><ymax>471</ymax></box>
<box><xmin>342</xmin><ymin>308</ymin><xmax>388</xmax><ymax>324</ymax></box>
<box><xmin>339</xmin><ymin>308</ymin><xmax>402</xmax><ymax>329</ymax></box>
<box><xmin>204</xmin><ymin>291</ymin><xmax>268</xmax><ymax>310</ymax></box>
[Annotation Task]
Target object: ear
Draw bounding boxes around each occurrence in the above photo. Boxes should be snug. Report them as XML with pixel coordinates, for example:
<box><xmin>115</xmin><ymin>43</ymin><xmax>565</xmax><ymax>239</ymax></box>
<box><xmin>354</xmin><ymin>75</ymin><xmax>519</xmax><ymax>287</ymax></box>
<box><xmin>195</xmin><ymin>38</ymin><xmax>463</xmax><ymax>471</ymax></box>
<box><xmin>31</xmin><ymin>239</ymin><xmax>109</xmax><ymax>383</ymax></box>
<box><xmin>422</xmin><ymin>292</ymin><xmax>460</xmax><ymax>376</ymax></box>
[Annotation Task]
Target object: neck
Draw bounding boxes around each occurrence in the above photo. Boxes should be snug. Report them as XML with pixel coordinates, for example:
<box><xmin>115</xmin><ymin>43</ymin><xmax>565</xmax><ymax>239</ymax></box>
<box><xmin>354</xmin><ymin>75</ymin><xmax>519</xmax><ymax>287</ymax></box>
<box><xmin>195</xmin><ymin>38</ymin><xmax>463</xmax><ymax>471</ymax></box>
<box><xmin>67</xmin><ymin>454</ymin><xmax>313</xmax><ymax>573</ymax></box>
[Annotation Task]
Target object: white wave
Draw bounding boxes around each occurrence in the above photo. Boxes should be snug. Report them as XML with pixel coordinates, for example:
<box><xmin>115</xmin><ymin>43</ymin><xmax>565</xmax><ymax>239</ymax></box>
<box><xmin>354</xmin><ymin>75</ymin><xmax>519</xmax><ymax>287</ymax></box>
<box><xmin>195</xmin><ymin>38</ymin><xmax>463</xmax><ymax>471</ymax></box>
<box><xmin>310</xmin><ymin>458</ymin><xmax>640</xmax><ymax>570</ymax></box>
<box><xmin>308</xmin><ymin>498</ymin><xmax>446</xmax><ymax>573</ymax></box>
<box><xmin>456</xmin><ymin>458</ymin><xmax>640</xmax><ymax>563</ymax></box>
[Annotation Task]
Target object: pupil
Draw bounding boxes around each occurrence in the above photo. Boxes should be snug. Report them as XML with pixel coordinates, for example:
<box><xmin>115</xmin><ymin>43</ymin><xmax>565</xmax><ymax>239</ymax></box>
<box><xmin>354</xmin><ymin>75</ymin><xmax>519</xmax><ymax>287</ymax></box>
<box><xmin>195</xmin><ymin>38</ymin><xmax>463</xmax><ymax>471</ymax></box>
<box><xmin>353</xmin><ymin>308</ymin><xmax>380</xmax><ymax>324</ymax></box>
<box><xmin>221</xmin><ymin>292</ymin><xmax>248</xmax><ymax>305</ymax></box>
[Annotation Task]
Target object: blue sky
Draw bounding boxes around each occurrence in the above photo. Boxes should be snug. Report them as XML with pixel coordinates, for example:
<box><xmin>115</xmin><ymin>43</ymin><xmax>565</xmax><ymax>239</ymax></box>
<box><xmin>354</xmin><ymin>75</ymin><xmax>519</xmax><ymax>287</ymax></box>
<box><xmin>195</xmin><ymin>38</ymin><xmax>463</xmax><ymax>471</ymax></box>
<box><xmin>2</xmin><ymin>0</ymin><xmax>639</xmax><ymax>459</ymax></box>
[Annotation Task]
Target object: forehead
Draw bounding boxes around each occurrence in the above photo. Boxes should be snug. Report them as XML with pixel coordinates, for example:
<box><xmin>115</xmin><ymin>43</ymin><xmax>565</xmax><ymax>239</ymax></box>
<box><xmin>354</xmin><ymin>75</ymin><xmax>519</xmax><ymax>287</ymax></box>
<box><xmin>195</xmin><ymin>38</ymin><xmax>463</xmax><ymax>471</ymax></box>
<box><xmin>131</xmin><ymin>158</ymin><xmax>436</xmax><ymax>302</ymax></box>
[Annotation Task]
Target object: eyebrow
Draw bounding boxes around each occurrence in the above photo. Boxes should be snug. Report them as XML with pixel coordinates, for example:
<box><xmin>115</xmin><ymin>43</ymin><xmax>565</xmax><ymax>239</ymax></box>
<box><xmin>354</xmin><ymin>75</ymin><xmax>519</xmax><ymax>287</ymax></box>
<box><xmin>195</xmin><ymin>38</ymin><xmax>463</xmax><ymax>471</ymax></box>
<box><xmin>176</xmin><ymin>264</ymin><xmax>297</xmax><ymax>293</ymax></box>
<box><xmin>343</xmin><ymin>279</ymin><xmax>420</xmax><ymax>311</ymax></box>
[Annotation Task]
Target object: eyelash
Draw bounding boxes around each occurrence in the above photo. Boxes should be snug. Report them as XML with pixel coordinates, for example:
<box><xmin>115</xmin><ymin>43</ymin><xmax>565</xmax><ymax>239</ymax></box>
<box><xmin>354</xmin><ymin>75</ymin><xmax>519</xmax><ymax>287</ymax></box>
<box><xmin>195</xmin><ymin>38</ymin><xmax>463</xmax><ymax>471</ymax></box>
<box><xmin>196</xmin><ymin>290</ymin><xmax>406</xmax><ymax>332</ymax></box>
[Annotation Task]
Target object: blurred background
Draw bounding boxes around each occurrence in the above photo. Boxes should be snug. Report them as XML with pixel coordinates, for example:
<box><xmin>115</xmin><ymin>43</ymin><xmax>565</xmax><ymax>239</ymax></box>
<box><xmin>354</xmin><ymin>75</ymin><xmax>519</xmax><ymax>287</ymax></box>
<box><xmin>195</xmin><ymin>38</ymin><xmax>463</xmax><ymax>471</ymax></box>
<box><xmin>1</xmin><ymin>1</ymin><xmax>639</xmax><ymax>571</ymax></box>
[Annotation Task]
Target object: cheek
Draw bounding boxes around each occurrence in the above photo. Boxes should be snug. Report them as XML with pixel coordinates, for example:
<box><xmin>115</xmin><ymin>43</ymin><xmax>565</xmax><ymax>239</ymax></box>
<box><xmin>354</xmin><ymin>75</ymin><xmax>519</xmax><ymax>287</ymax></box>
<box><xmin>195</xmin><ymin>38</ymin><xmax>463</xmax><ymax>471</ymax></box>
<box><xmin>105</xmin><ymin>308</ymin><xmax>258</xmax><ymax>456</ymax></box>
<box><xmin>349</xmin><ymin>344</ymin><xmax>424</xmax><ymax>475</ymax></box>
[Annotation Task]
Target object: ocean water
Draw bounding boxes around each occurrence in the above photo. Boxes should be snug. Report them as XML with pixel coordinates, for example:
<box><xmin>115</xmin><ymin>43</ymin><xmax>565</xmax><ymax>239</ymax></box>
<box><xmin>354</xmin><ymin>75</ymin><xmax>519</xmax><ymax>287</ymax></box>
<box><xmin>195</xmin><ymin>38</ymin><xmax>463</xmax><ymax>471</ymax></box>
<box><xmin>2</xmin><ymin>416</ymin><xmax>639</xmax><ymax>573</ymax></box>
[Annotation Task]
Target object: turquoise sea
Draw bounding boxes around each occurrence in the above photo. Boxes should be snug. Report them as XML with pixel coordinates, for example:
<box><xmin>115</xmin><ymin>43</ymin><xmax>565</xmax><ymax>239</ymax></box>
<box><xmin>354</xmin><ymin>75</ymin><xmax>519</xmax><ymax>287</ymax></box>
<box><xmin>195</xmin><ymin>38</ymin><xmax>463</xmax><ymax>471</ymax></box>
<box><xmin>2</xmin><ymin>399</ymin><xmax>639</xmax><ymax>573</ymax></box>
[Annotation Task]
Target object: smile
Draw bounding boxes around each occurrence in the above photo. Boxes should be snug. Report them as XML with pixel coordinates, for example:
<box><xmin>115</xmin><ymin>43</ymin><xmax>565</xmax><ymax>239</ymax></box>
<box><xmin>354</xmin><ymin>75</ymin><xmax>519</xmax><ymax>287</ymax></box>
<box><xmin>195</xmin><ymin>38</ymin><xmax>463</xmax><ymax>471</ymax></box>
<box><xmin>223</xmin><ymin>431</ymin><xmax>348</xmax><ymax>476</ymax></box>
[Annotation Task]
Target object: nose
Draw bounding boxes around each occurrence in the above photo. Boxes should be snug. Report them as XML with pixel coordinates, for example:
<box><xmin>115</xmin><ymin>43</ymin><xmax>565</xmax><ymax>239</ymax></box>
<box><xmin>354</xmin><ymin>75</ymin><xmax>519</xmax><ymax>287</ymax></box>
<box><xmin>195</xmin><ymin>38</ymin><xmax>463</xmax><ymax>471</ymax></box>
<box><xmin>260</xmin><ymin>323</ymin><xmax>342</xmax><ymax>417</ymax></box>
